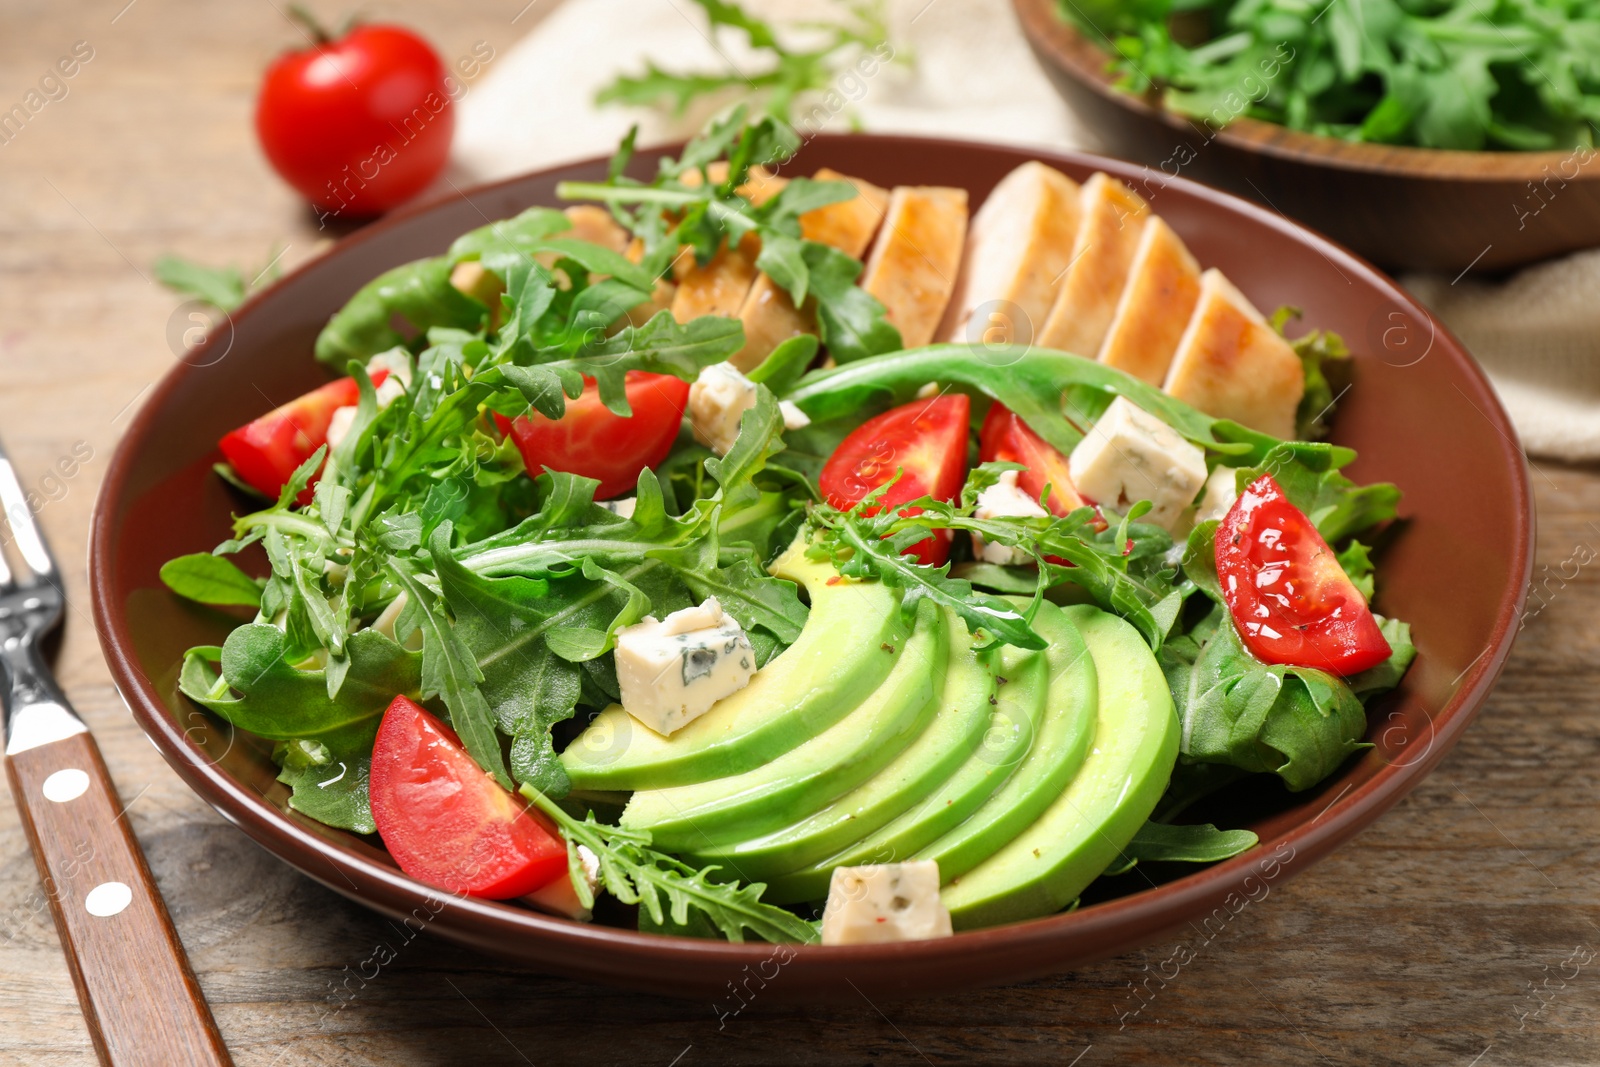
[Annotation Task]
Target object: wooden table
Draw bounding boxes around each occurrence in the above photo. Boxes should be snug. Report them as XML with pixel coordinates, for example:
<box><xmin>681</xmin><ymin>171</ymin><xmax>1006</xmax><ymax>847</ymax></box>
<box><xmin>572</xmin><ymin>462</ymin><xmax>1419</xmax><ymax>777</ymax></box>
<box><xmin>2</xmin><ymin>2</ymin><xmax>1596</xmax><ymax>1064</ymax></box>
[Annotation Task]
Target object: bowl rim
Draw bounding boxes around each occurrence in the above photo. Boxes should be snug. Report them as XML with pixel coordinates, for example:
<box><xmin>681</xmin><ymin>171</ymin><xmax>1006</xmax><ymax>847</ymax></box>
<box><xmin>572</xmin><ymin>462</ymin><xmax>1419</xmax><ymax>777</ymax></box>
<box><xmin>89</xmin><ymin>132</ymin><xmax>1534</xmax><ymax>977</ymax></box>
<box><xmin>1013</xmin><ymin>0</ymin><xmax>1595</xmax><ymax>181</ymax></box>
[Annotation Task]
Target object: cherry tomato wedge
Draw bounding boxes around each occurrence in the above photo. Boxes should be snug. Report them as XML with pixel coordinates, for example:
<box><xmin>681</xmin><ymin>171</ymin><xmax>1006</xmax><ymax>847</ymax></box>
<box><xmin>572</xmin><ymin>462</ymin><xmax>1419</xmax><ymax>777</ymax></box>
<box><xmin>496</xmin><ymin>372</ymin><xmax>690</xmax><ymax>499</ymax></box>
<box><xmin>819</xmin><ymin>394</ymin><xmax>970</xmax><ymax>566</ymax></box>
<box><xmin>369</xmin><ymin>695</ymin><xmax>568</xmax><ymax>900</ymax></box>
<box><xmin>978</xmin><ymin>403</ymin><xmax>1084</xmax><ymax>516</ymax></box>
<box><xmin>218</xmin><ymin>370</ymin><xmax>388</xmax><ymax>500</ymax></box>
<box><xmin>1215</xmin><ymin>473</ymin><xmax>1392</xmax><ymax>676</ymax></box>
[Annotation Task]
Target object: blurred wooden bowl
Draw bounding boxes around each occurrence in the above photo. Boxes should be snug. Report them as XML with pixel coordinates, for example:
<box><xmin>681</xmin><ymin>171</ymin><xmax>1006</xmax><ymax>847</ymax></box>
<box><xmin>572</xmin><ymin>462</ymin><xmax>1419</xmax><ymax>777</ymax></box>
<box><xmin>1014</xmin><ymin>0</ymin><xmax>1600</xmax><ymax>274</ymax></box>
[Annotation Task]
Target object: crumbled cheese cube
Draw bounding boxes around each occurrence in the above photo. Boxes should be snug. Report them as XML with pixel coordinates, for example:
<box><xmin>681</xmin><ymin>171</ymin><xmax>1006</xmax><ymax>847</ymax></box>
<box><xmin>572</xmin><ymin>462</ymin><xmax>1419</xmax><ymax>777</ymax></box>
<box><xmin>689</xmin><ymin>362</ymin><xmax>807</xmax><ymax>455</ymax></box>
<box><xmin>601</xmin><ymin>497</ymin><xmax>636</xmax><ymax>519</ymax></box>
<box><xmin>523</xmin><ymin>845</ymin><xmax>601</xmax><ymax>921</ymax></box>
<box><xmin>690</xmin><ymin>363</ymin><xmax>758</xmax><ymax>455</ymax></box>
<box><xmin>614</xmin><ymin>597</ymin><xmax>756</xmax><ymax>736</ymax></box>
<box><xmin>971</xmin><ymin>470</ymin><xmax>1046</xmax><ymax>566</ymax></box>
<box><xmin>820</xmin><ymin>861</ymin><xmax>953</xmax><ymax>946</ymax></box>
<box><xmin>779</xmin><ymin>400</ymin><xmax>811</xmax><ymax>432</ymax></box>
<box><xmin>325</xmin><ymin>405</ymin><xmax>358</xmax><ymax>450</ymax></box>
<box><xmin>1067</xmin><ymin>396</ymin><xmax>1207</xmax><ymax>530</ymax></box>
<box><xmin>1193</xmin><ymin>465</ymin><xmax>1239</xmax><ymax>525</ymax></box>
<box><xmin>367</xmin><ymin>351</ymin><xmax>413</xmax><ymax>407</ymax></box>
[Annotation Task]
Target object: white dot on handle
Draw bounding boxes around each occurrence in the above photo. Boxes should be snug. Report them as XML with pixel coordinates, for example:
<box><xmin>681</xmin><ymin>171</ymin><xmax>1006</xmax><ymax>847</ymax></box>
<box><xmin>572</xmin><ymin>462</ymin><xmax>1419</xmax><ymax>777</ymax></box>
<box><xmin>41</xmin><ymin>768</ymin><xmax>90</xmax><ymax>803</ymax></box>
<box><xmin>84</xmin><ymin>882</ymin><xmax>132</xmax><ymax>918</ymax></box>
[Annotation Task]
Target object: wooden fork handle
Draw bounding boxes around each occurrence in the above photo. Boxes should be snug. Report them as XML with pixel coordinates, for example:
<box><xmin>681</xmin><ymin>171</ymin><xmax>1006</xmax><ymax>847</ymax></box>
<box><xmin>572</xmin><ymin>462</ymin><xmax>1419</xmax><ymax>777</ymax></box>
<box><xmin>7</xmin><ymin>730</ymin><xmax>232</xmax><ymax>1066</ymax></box>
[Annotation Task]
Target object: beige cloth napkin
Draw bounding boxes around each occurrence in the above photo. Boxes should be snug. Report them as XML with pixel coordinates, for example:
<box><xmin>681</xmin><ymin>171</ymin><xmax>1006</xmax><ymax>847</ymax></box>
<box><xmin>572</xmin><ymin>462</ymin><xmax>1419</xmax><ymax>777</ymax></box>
<box><xmin>455</xmin><ymin>0</ymin><xmax>1600</xmax><ymax>461</ymax></box>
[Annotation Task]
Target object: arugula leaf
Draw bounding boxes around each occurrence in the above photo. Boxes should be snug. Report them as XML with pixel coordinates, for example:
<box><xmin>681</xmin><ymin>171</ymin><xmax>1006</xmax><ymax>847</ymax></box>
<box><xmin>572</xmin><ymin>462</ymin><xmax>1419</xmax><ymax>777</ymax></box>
<box><xmin>274</xmin><ymin>739</ymin><xmax>376</xmax><ymax>835</ymax></box>
<box><xmin>177</xmin><ymin>626</ymin><xmax>420</xmax><ymax>746</ymax></box>
<box><xmin>595</xmin><ymin>0</ymin><xmax>892</xmax><ymax>125</ymax></box>
<box><xmin>787</xmin><ymin>344</ymin><xmax>1278</xmax><ymax>463</ymax></box>
<box><xmin>807</xmin><ymin>496</ymin><xmax>1046</xmax><ymax>652</ymax></box>
<box><xmin>522</xmin><ymin>785</ymin><xmax>818</xmax><ymax>944</ymax></box>
<box><xmin>1120</xmin><ymin>821</ymin><xmax>1260</xmax><ymax>864</ymax></box>
<box><xmin>154</xmin><ymin>256</ymin><xmax>247</xmax><ymax>311</ymax></box>
<box><xmin>1244</xmin><ymin>442</ymin><xmax>1401</xmax><ymax>545</ymax></box>
<box><xmin>1068</xmin><ymin>0</ymin><xmax>1600</xmax><ymax>150</ymax></box>
<box><xmin>829</xmin><ymin>463</ymin><xmax>1188</xmax><ymax>649</ymax></box>
<box><xmin>1157</xmin><ymin>602</ymin><xmax>1369</xmax><ymax>792</ymax></box>
<box><xmin>1270</xmin><ymin>307</ymin><xmax>1351</xmax><ymax>441</ymax></box>
<box><xmin>746</xmin><ymin>333</ymin><xmax>818</xmax><ymax>395</ymax></box>
<box><xmin>555</xmin><ymin>113</ymin><xmax>898</xmax><ymax>369</ymax></box>
<box><xmin>387</xmin><ymin>557</ymin><xmax>512</xmax><ymax>789</ymax></box>
<box><xmin>315</xmin><ymin>258</ymin><xmax>487</xmax><ymax>370</ymax></box>
<box><xmin>160</xmin><ymin>552</ymin><xmax>263</xmax><ymax>608</ymax></box>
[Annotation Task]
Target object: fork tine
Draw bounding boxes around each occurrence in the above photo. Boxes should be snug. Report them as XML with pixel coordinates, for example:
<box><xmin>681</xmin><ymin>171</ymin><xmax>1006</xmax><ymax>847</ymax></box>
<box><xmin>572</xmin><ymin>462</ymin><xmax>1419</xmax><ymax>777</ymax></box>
<box><xmin>0</xmin><ymin>435</ymin><xmax>57</xmax><ymax>580</ymax></box>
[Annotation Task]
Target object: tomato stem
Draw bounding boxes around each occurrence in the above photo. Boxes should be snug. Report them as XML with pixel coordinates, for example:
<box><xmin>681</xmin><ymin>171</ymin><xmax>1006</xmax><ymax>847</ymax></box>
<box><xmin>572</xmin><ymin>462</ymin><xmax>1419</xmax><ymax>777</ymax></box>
<box><xmin>287</xmin><ymin>3</ymin><xmax>337</xmax><ymax>45</ymax></box>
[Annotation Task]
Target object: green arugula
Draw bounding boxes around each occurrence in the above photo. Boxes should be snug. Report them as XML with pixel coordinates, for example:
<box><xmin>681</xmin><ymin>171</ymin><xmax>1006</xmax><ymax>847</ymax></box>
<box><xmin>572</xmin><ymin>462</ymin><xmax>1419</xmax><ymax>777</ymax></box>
<box><xmin>596</xmin><ymin>0</ymin><xmax>893</xmax><ymax>124</ymax></box>
<box><xmin>1121</xmin><ymin>820</ymin><xmax>1260</xmax><ymax>864</ymax></box>
<box><xmin>785</xmin><ymin>343</ymin><xmax>1286</xmax><ymax>464</ymax></box>
<box><xmin>521</xmin><ymin>785</ymin><xmax>819</xmax><ymax>944</ymax></box>
<box><xmin>1063</xmin><ymin>0</ymin><xmax>1600</xmax><ymax>150</ymax></box>
<box><xmin>154</xmin><ymin>246</ymin><xmax>283</xmax><ymax>312</ymax></box>
<box><xmin>160</xmin><ymin>552</ymin><xmax>263</xmax><ymax>608</ymax></box>
<box><xmin>555</xmin><ymin>110</ymin><xmax>903</xmax><ymax>364</ymax></box>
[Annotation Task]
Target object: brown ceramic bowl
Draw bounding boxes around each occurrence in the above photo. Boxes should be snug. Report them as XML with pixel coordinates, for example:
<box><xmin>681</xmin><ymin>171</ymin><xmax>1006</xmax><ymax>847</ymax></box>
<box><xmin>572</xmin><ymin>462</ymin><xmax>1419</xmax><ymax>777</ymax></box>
<box><xmin>1014</xmin><ymin>0</ymin><xmax>1600</xmax><ymax>274</ymax></box>
<box><xmin>90</xmin><ymin>134</ymin><xmax>1531</xmax><ymax>1000</ymax></box>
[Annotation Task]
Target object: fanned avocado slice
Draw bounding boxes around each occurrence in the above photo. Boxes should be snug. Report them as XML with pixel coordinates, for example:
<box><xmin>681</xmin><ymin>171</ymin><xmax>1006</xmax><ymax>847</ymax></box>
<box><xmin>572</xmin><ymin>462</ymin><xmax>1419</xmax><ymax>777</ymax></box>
<box><xmin>913</xmin><ymin>598</ymin><xmax>1099</xmax><ymax>881</ymax></box>
<box><xmin>621</xmin><ymin>598</ymin><xmax>948</xmax><ymax>851</ymax></box>
<box><xmin>680</xmin><ymin>606</ymin><xmax>995</xmax><ymax>881</ymax></box>
<box><xmin>560</xmin><ymin>543</ymin><xmax>908</xmax><ymax>791</ymax></box>
<box><xmin>941</xmin><ymin>604</ymin><xmax>1180</xmax><ymax>929</ymax></box>
<box><xmin>762</xmin><ymin>634</ymin><xmax>1053</xmax><ymax>906</ymax></box>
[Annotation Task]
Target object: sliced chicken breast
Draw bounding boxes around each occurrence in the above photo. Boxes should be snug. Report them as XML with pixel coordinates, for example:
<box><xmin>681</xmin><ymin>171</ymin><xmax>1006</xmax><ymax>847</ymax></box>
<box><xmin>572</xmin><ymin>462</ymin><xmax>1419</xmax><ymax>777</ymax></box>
<box><xmin>801</xmin><ymin>167</ymin><xmax>890</xmax><ymax>257</ymax></box>
<box><xmin>730</xmin><ymin>169</ymin><xmax>890</xmax><ymax>370</ymax></box>
<box><xmin>1096</xmin><ymin>216</ymin><xmax>1203</xmax><ymax>385</ymax></box>
<box><xmin>670</xmin><ymin>164</ymin><xmax>788</xmax><ymax>323</ymax></box>
<box><xmin>936</xmin><ymin>162</ymin><xmax>1081</xmax><ymax>345</ymax></box>
<box><xmin>1163</xmin><ymin>269</ymin><xmax>1305</xmax><ymax>440</ymax></box>
<box><xmin>860</xmin><ymin>186</ymin><xmax>969</xmax><ymax>349</ymax></box>
<box><xmin>1037</xmin><ymin>174</ymin><xmax>1150</xmax><ymax>357</ymax></box>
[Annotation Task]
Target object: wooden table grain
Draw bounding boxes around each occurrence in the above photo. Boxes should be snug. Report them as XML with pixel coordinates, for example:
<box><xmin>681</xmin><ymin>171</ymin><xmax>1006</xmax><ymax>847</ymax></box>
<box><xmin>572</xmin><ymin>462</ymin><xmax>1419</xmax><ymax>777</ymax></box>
<box><xmin>2</xmin><ymin>2</ymin><xmax>1597</xmax><ymax>1064</ymax></box>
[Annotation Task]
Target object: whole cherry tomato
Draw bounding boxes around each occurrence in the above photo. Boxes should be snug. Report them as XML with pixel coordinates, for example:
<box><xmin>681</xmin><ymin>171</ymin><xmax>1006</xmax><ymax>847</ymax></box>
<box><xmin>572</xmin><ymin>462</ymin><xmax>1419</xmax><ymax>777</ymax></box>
<box><xmin>255</xmin><ymin>14</ymin><xmax>453</xmax><ymax>218</ymax></box>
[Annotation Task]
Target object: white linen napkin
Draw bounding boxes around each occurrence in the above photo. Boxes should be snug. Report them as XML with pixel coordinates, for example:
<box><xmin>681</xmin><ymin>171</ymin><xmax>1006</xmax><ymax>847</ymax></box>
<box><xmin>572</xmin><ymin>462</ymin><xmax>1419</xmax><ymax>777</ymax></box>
<box><xmin>454</xmin><ymin>0</ymin><xmax>1600</xmax><ymax>461</ymax></box>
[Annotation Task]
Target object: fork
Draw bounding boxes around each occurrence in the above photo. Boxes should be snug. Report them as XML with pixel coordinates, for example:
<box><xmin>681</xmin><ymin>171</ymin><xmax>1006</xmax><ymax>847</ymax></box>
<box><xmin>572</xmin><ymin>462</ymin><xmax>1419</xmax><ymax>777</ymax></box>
<box><xmin>0</xmin><ymin>436</ymin><xmax>231</xmax><ymax>1066</ymax></box>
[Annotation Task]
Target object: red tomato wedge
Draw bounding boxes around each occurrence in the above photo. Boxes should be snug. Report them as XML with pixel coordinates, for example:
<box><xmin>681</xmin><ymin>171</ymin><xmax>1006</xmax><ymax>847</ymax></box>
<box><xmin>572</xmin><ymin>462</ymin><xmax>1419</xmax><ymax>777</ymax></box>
<box><xmin>218</xmin><ymin>370</ymin><xmax>388</xmax><ymax>500</ymax></box>
<box><xmin>1215</xmin><ymin>473</ymin><xmax>1392</xmax><ymax>676</ymax></box>
<box><xmin>369</xmin><ymin>695</ymin><xmax>568</xmax><ymax>900</ymax></box>
<box><xmin>497</xmin><ymin>372</ymin><xmax>690</xmax><ymax>499</ymax></box>
<box><xmin>819</xmin><ymin>394</ymin><xmax>970</xmax><ymax>566</ymax></box>
<box><xmin>978</xmin><ymin>403</ymin><xmax>1084</xmax><ymax>516</ymax></box>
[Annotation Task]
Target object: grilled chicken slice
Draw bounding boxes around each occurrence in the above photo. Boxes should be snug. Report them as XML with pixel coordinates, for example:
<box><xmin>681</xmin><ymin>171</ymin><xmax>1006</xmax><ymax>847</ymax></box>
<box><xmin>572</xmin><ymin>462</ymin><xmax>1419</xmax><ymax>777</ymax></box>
<box><xmin>801</xmin><ymin>167</ymin><xmax>890</xmax><ymax>257</ymax></box>
<box><xmin>1095</xmin><ymin>216</ymin><xmax>1203</xmax><ymax>385</ymax></box>
<box><xmin>1163</xmin><ymin>269</ymin><xmax>1305</xmax><ymax>440</ymax></box>
<box><xmin>936</xmin><ymin>162</ymin><xmax>1081</xmax><ymax>346</ymax></box>
<box><xmin>670</xmin><ymin>164</ymin><xmax>788</xmax><ymax>323</ymax></box>
<box><xmin>1037</xmin><ymin>174</ymin><xmax>1150</xmax><ymax>357</ymax></box>
<box><xmin>860</xmin><ymin>186</ymin><xmax>969</xmax><ymax>349</ymax></box>
<box><xmin>731</xmin><ymin>168</ymin><xmax>890</xmax><ymax>370</ymax></box>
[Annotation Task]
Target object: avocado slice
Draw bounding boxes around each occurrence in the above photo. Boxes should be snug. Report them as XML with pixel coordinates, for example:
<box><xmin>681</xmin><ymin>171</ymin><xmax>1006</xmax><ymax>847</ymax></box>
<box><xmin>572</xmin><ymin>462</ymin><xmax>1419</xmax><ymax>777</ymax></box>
<box><xmin>761</xmin><ymin>636</ymin><xmax>1053</xmax><ymax>905</ymax></box>
<box><xmin>620</xmin><ymin>599</ymin><xmax>947</xmax><ymax>851</ymax></box>
<box><xmin>913</xmin><ymin>599</ymin><xmax>1099</xmax><ymax>881</ymax></box>
<box><xmin>941</xmin><ymin>605</ymin><xmax>1180</xmax><ymax>929</ymax></box>
<box><xmin>561</xmin><ymin>543</ymin><xmax>908</xmax><ymax>791</ymax></box>
<box><xmin>680</xmin><ymin>608</ymin><xmax>996</xmax><ymax>881</ymax></box>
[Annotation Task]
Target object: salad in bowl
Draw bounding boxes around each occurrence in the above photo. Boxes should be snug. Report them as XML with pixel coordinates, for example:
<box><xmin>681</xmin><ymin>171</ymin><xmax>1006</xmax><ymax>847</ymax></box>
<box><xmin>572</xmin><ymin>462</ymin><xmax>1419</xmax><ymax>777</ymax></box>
<box><xmin>160</xmin><ymin>112</ymin><xmax>1414</xmax><ymax>946</ymax></box>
